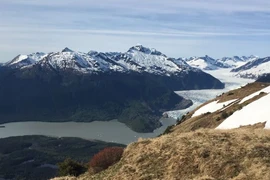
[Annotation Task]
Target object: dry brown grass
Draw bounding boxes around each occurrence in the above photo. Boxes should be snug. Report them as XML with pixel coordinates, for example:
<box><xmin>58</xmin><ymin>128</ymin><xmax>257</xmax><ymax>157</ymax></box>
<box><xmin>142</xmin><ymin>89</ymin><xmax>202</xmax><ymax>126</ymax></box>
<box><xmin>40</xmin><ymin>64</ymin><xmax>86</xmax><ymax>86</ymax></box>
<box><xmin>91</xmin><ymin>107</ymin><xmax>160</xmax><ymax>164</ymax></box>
<box><xmin>52</xmin><ymin>128</ymin><xmax>270</xmax><ymax>180</ymax></box>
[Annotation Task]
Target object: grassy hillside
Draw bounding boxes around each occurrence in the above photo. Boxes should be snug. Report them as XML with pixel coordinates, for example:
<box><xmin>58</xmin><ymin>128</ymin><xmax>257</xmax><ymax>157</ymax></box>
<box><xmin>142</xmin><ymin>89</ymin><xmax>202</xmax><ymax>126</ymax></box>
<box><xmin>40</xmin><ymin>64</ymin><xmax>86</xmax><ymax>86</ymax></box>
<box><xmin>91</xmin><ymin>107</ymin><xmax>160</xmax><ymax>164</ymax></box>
<box><xmin>52</xmin><ymin>82</ymin><xmax>270</xmax><ymax>180</ymax></box>
<box><xmin>171</xmin><ymin>82</ymin><xmax>270</xmax><ymax>134</ymax></box>
<box><xmin>53</xmin><ymin>127</ymin><xmax>270</xmax><ymax>180</ymax></box>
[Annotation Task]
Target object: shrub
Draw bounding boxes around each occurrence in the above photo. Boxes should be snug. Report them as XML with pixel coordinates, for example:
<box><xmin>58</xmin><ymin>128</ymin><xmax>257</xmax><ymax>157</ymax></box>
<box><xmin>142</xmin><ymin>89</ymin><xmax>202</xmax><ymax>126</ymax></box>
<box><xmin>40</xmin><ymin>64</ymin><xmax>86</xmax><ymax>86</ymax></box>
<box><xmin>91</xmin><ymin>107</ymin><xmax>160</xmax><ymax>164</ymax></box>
<box><xmin>161</xmin><ymin>125</ymin><xmax>174</xmax><ymax>136</ymax></box>
<box><xmin>176</xmin><ymin>114</ymin><xmax>188</xmax><ymax>125</ymax></box>
<box><xmin>221</xmin><ymin>111</ymin><xmax>229</xmax><ymax>119</ymax></box>
<box><xmin>238</xmin><ymin>105</ymin><xmax>243</xmax><ymax>110</ymax></box>
<box><xmin>58</xmin><ymin>158</ymin><xmax>86</xmax><ymax>177</ymax></box>
<box><xmin>89</xmin><ymin>147</ymin><xmax>124</xmax><ymax>174</ymax></box>
<box><xmin>216</xmin><ymin>117</ymin><xmax>221</xmax><ymax>121</ymax></box>
<box><xmin>204</xmin><ymin>112</ymin><xmax>211</xmax><ymax>115</ymax></box>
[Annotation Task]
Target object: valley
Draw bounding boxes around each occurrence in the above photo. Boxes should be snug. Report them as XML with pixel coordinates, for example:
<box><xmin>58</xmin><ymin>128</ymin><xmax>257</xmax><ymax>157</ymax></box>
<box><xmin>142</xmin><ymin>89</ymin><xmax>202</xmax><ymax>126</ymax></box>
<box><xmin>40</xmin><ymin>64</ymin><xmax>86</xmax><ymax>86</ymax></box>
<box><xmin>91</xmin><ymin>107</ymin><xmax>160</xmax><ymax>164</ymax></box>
<box><xmin>0</xmin><ymin>45</ymin><xmax>224</xmax><ymax>133</ymax></box>
<box><xmin>2</xmin><ymin>1</ymin><xmax>270</xmax><ymax>179</ymax></box>
<box><xmin>0</xmin><ymin>69</ymin><xmax>254</xmax><ymax>145</ymax></box>
<box><xmin>0</xmin><ymin>46</ymin><xmax>269</xmax><ymax>180</ymax></box>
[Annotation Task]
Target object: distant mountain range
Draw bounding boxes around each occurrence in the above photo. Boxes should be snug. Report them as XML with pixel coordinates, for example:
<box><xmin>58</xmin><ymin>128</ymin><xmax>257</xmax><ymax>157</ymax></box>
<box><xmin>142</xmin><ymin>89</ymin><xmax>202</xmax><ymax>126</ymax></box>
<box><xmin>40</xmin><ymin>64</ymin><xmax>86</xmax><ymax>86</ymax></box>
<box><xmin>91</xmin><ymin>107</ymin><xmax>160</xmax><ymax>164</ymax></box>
<box><xmin>180</xmin><ymin>55</ymin><xmax>258</xmax><ymax>70</ymax></box>
<box><xmin>176</xmin><ymin>54</ymin><xmax>270</xmax><ymax>79</ymax></box>
<box><xmin>0</xmin><ymin>45</ymin><xmax>224</xmax><ymax>133</ymax></box>
<box><xmin>3</xmin><ymin>46</ymin><xmax>268</xmax><ymax>80</ymax></box>
<box><xmin>182</xmin><ymin>55</ymin><xmax>231</xmax><ymax>70</ymax></box>
<box><xmin>2</xmin><ymin>45</ymin><xmax>198</xmax><ymax>76</ymax></box>
<box><xmin>232</xmin><ymin>57</ymin><xmax>270</xmax><ymax>79</ymax></box>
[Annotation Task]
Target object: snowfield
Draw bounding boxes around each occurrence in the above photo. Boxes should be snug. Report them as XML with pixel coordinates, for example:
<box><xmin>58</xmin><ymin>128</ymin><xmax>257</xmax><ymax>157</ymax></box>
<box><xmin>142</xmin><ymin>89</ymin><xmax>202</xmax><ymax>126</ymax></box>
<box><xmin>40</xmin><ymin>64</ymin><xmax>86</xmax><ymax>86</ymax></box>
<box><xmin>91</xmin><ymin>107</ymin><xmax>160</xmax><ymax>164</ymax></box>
<box><xmin>240</xmin><ymin>85</ymin><xmax>270</xmax><ymax>104</ymax></box>
<box><xmin>187</xmin><ymin>58</ymin><xmax>218</xmax><ymax>70</ymax></box>
<box><xmin>216</xmin><ymin>93</ymin><xmax>270</xmax><ymax>129</ymax></box>
<box><xmin>192</xmin><ymin>99</ymin><xmax>237</xmax><ymax>117</ymax></box>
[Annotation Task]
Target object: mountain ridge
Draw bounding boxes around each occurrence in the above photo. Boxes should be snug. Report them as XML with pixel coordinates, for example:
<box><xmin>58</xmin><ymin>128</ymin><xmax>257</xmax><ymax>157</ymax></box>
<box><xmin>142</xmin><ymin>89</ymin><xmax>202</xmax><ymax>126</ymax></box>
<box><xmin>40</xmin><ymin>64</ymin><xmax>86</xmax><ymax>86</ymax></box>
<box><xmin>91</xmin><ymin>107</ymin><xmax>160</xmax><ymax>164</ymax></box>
<box><xmin>3</xmin><ymin>45</ymin><xmax>198</xmax><ymax>76</ymax></box>
<box><xmin>3</xmin><ymin>45</ymin><xmax>262</xmax><ymax>76</ymax></box>
<box><xmin>0</xmin><ymin>46</ymin><xmax>225</xmax><ymax>133</ymax></box>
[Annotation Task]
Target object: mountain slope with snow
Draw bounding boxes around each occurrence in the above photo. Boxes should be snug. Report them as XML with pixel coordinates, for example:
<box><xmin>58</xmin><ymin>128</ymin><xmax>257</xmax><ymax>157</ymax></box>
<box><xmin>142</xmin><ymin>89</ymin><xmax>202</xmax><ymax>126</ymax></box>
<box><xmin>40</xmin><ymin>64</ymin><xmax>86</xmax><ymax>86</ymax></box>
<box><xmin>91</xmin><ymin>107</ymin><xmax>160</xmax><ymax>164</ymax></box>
<box><xmin>231</xmin><ymin>57</ymin><xmax>270</xmax><ymax>79</ymax></box>
<box><xmin>4</xmin><ymin>45</ymin><xmax>197</xmax><ymax>76</ymax></box>
<box><xmin>4</xmin><ymin>52</ymin><xmax>46</xmax><ymax>68</ymax></box>
<box><xmin>217</xmin><ymin>90</ymin><xmax>270</xmax><ymax>129</ymax></box>
<box><xmin>217</xmin><ymin>55</ymin><xmax>258</xmax><ymax>68</ymax></box>
<box><xmin>2</xmin><ymin>45</ymin><xmax>225</xmax><ymax>91</ymax></box>
<box><xmin>185</xmin><ymin>55</ymin><xmax>231</xmax><ymax>70</ymax></box>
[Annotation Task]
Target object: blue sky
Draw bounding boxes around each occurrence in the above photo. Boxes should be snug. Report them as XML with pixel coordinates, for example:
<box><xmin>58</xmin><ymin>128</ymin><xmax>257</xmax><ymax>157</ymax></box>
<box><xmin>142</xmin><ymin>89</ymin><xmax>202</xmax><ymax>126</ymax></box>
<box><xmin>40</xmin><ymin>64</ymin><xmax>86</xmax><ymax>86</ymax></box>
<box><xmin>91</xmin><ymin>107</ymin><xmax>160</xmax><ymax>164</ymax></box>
<box><xmin>1</xmin><ymin>0</ymin><xmax>270</xmax><ymax>61</ymax></box>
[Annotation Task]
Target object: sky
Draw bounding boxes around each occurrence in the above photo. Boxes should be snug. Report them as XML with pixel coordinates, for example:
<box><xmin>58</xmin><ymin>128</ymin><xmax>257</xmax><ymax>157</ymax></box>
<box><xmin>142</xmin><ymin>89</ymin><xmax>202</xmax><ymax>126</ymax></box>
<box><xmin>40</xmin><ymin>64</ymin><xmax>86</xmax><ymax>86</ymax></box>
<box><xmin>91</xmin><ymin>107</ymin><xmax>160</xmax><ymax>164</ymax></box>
<box><xmin>0</xmin><ymin>0</ymin><xmax>270</xmax><ymax>62</ymax></box>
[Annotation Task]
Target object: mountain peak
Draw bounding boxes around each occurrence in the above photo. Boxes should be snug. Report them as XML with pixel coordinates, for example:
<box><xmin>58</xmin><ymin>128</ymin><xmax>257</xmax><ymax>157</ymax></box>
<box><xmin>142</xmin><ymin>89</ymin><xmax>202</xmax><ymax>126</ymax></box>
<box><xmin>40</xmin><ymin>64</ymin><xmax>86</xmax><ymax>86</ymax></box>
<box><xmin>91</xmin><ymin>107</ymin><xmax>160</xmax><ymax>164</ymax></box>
<box><xmin>128</xmin><ymin>44</ymin><xmax>150</xmax><ymax>53</ymax></box>
<box><xmin>128</xmin><ymin>45</ymin><xmax>164</xmax><ymax>56</ymax></box>
<box><xmin>62</xmin><ymin>47</ymin><xmax>74</xmax><ymax>53</ymax></box>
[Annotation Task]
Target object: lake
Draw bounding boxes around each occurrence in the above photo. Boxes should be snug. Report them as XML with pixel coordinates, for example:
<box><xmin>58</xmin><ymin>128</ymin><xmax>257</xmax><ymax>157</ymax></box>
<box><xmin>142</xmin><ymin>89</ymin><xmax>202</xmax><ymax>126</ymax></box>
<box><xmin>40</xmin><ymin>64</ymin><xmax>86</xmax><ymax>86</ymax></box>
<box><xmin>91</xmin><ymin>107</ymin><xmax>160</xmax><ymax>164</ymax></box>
<box><xmin>0</xmin><ymin>118</ymin><xmax>176</xmax><ymax>145</ymax></box>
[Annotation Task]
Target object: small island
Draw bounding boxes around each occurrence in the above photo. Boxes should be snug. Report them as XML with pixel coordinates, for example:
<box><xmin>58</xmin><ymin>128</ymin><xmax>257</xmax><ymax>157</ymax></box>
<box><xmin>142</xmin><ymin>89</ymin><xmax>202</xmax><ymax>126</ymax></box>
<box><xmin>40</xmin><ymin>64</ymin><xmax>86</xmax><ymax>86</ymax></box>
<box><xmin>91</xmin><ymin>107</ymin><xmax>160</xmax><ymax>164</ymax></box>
<box><xmin>0</xmin><ymin>125</ymin><xmax>5</xmax><ymax>128</ymax></box>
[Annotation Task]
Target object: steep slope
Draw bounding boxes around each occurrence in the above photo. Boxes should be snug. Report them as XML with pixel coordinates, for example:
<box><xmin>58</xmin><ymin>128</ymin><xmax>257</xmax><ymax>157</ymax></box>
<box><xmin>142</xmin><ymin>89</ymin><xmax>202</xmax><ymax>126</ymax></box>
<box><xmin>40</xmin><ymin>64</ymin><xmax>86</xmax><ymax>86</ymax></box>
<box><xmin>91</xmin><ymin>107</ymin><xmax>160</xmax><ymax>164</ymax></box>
<box><xmin>231</xmin><ymin>56</ymin><xmax>270</xmax><ymax>79</ymax></box>
<box><xmin>185</xmin><ymin>55</ymin><xmax>230</xmax><ymax>70</ymax></box>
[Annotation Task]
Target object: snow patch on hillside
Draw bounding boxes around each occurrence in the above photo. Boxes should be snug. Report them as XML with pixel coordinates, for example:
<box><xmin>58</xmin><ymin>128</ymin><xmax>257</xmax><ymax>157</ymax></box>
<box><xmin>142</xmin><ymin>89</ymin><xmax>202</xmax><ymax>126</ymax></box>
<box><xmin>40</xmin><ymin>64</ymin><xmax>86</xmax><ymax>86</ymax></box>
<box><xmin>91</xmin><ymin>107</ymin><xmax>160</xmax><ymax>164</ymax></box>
<box><xmin>240</xmin><ymin>85</ymin><xmax>270</xmax><ymax>104</ymax></box>
<box><xmin>216</xmin><ymin>93</ymin><xmax>270</xmax><ymax>129</ymax></box>
<box><xmin>192</xmin><ymin>99</ymin><xmax>237</xmax><ymax>117</ymax></box>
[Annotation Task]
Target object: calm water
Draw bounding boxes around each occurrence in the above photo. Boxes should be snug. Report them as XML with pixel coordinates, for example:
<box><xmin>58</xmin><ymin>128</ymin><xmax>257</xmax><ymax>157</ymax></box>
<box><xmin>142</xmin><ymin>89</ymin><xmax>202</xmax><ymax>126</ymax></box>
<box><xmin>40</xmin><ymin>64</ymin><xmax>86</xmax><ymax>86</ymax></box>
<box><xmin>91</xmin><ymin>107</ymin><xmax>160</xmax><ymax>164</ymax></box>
<box><xmin>0</xmin><ymin>118</ymin><xmax>176</xmax><ymax>145</ymax></box>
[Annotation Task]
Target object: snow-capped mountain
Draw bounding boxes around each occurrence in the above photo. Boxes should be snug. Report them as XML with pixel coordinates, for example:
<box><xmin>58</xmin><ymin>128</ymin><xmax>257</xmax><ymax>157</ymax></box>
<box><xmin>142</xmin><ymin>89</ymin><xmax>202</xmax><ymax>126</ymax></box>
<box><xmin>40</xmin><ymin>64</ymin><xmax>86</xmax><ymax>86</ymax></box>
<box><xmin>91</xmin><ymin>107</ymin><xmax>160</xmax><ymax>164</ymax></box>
<box><xmin>4</xmin><ymin>52</ymin><xmax>46</xmax><ymax>68</ymax></box>
<box><xmin>185</xmin><ymin>55</ymin><xmax>231</xmax><ymax>70</ymax></box>
<box><xmin>231</xmin><ymin>56</ymin><xmax>270</xmax><ymax>79</ymax></box>
<box><xmin>217</xmin><ymin>55</ymin><xmax>258</xmax><ymax>68</ymax></box>
<box><xmin>5</xmin><ymin>45</ymin><xmax>197</xmax><ymax>76</ymax></box>
<box><xmin>0</xmin><ymin>45</ymin><xmax>226</xmax><ymax>134</ymax></box>
<box><xmin>112</xmin><ymin>45</ymin><xmax>193</xmax><ymax>75</ymax></box>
